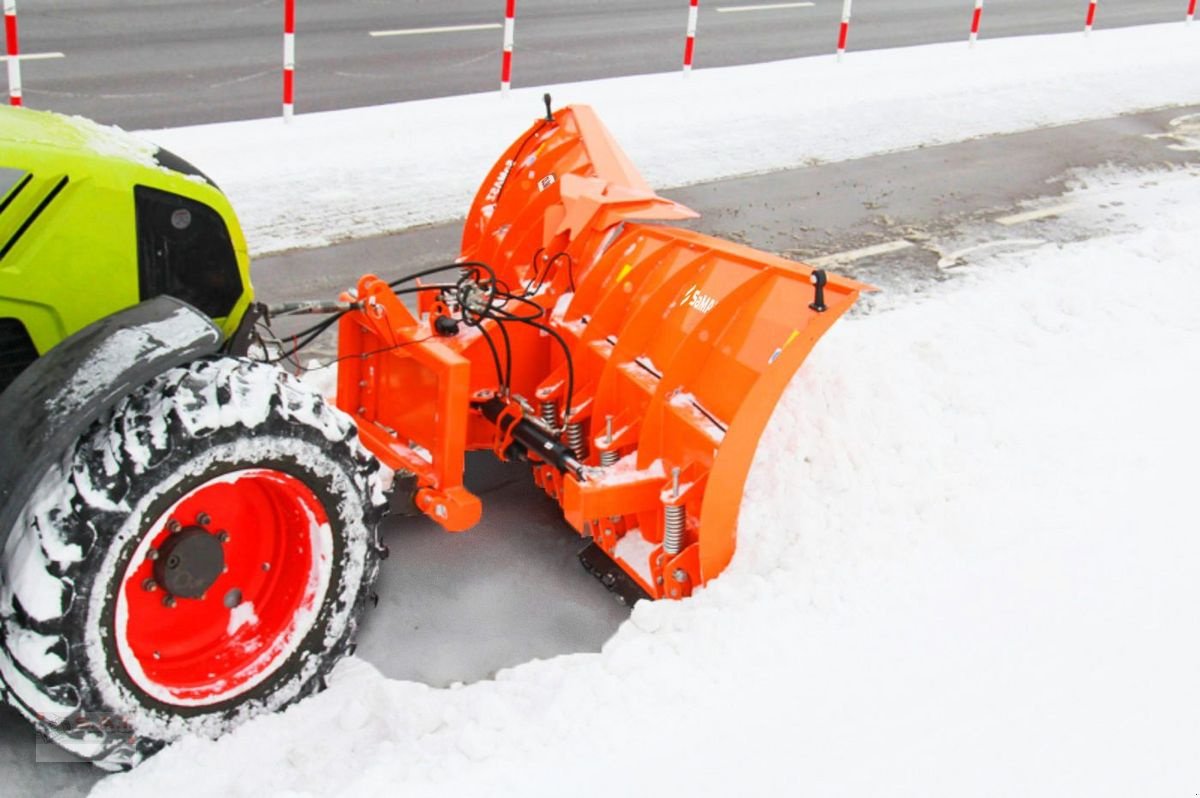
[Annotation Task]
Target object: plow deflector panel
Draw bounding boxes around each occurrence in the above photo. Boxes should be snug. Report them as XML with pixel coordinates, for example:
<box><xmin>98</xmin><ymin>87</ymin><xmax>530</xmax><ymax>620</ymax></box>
<box><xmin>339</xmin><ymin>104</ymin><xmax>870</xmax><ymax>599</ymax></box>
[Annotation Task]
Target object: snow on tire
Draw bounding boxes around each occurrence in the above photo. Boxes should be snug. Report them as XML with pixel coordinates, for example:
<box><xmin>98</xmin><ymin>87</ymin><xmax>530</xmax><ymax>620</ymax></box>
<box><xmin>0</xmin><ymin>357</ymin><xmax>387</xmax><ymax>768</ymax></box>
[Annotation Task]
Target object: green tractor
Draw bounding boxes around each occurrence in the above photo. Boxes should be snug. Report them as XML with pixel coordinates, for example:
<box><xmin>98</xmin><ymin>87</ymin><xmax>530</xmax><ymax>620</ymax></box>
<box><xmin>0</xmin><ymin>106</ymin><xmax>386</xmax><ymax>768</ymax></box>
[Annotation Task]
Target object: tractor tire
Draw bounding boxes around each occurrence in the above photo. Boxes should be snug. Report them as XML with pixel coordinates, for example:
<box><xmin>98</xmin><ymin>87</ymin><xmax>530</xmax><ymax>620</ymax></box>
<box><xmin>0</xmin><ymin>357</ymin><xmax>387</xmax><ymax>769</ymax></box>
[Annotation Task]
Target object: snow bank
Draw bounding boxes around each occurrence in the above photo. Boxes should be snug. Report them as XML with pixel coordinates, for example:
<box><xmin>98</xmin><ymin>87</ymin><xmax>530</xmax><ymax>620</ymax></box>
<box><xmin>92</xmin><ymin>156</ymin><xmax>1200</xmax><ymax>796</ymax></box>
<box><xmin>142</xmin><ymin>23</ymin><xmax>1200</xmax><ymax>257</ymax></box>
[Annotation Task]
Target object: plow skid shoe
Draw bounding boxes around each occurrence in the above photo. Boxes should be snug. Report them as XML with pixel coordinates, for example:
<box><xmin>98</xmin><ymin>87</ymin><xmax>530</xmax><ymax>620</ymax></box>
<box><xmin>341</xmin><ymin>104</ymin><xmax>870</xmax><ymax>600</ymax></box>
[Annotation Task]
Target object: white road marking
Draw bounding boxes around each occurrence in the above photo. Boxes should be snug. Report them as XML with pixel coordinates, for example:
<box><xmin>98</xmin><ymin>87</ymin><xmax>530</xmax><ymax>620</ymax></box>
<box><xmin>369</xmin><ymin>23</ymin><xmax>501</xmax><ymax>38</ymax></box>
<box><xmin>995</xmin><ymin>203</ymin><xmax>1076</xmax><ymax>226</ymax></box>
<box><xmin>717</xmin><ymin>2</ymin><xmax>816</xmax><ymax>11</ymax></box>
<box><xmin>807</xmin><ymin>239</ymin><xmax>913</xmax><ymax>267</ymax></box>
<box><xmin>937</xmin><ymin>238</ymin><xmax>1045</xmax><ymax>270</ymax></box>
<box><xmin>0</xmin><ymin>52</ymin><xmax>65</xmax><ymax>62</ymax></box>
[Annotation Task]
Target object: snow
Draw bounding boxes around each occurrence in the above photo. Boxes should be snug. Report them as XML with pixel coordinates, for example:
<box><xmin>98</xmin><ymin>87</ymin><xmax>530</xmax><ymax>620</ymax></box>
<box><xmin>139</xmin><ymin>24</ymin><xmax>1200</xmax><ymax>258</ymax></box>
<box><xmin>52</xmin><ymin>306</ymin><xmax>219</xmax><ymax>426</ymax></box>
<box><xmin>27</xmin><ymin>19</ymin><xmax>1197</xmax><ymax>796</ymax></box>
<box><xmin>611</xmin><ymin>529</ymin><xmax>656</xmax><ymax>586</ymax></box>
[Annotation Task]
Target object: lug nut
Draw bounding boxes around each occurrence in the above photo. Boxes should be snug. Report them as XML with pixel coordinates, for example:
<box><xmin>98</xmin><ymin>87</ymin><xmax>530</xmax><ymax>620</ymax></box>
<box><xmin>196</xmin><ymin>512</ymin><xmax>211</xmax><ymax>526</ymax></box>
<box><xmin>162</xmin><ymin>595</ymin><xmax>176</xmax><ymax>609</ymax></box>
<box><xmin>142</xmin><ymin>578</ymin><xmax>157</xmax><ymax>592</ymax></box>
<box><xmin>217</xmin><ymin>530</ymin><xmax>230</xmax><ymax>543</ymax></box>
<box><xmin>167</xmin><ymin>520</ymin><xmax>181</xmax><ymax>533</ymax></box>
<box><xmin>146</xmin><ymin>549</ymin><xmax>159</xmax><ymax>562</ymax></box>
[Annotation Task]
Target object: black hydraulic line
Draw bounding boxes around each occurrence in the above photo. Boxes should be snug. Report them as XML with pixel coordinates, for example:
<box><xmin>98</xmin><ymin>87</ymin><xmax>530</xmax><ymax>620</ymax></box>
<box><xmin>490</xmin><ymin>309</ymin><xmax>514</xmax><ymax>389</ymax></box>
<box><xmin>512</xmin><ymin>318</ymin><xmax>575</xmax><ymax>428</ymax></box>
<box><xmin>387</xmin><ymin>260</ymin><xmax>497</xmax><ymax>291</ymax></box>
<box><xmin>466</xmin><ymin>314</ymin><xmax>505</xmax><ymax>390</ymax></box>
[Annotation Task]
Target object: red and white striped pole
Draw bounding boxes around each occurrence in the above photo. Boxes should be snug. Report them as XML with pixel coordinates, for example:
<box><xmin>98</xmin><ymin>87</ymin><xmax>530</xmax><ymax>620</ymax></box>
<box><xmin>1187</xmin><ymin>0</ymin><xmax>1195</xmax><ymax>24</ymax></box>
<box><xmin>4</xmin><ymin>0</ymin><xmax>21</xmax><ymax>107</ymax></box>
<box><xmin>1084</xmin><ymin>0</ymin><xmax>1098</xmax><ymax>35</ymax></box>
<box><xmin>283</xmin><ymin>0</ymin><xmax>295</xmax><ymax>120</ymax></box>
<box><xmin>682</xmin><ymin>0</ymin><xmax>699</xmax><ymax>74</ymax></box>
<box><xmin>968</xmin><ymin>0</ymin><xmax>984</xmax><ymax>47</ymax></box>
<box><xmin>836</xmin><ymin>0</ymin><xmax>853</xmax><ymax>61</ymax></box>
<box><xmin>501</xmin><ymin>0</ymin><xmax>515</xmax><ymax>95</ymax></box>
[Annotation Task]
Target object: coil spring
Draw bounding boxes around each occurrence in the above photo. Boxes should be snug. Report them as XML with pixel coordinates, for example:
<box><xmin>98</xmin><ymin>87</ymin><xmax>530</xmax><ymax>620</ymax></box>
<box><xmin>565</xmin><ymin>421</ymin><xmax>587</xmax><ymax>460</ymax></box>
<box><xmin>663</xmin><ymin>504</ymin><xmax>686</xmax><ymax>555</ymax></box>
<box><xmin>539</xmin><ymin>400</ymin><xmax>558</xmax><ymax>431</ymax></box>
<box><xmin>600</xmin><ymin>449</ymin><xmax>619</xmax><ymax>467</ymax></box>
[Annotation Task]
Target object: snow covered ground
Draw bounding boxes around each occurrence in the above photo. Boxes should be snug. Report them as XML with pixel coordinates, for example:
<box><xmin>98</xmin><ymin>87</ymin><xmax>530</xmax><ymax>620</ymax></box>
<box><xmin>74</xmin><ymin>21</ymin><xmax>1200</xmax><ymax>798</ymax></box>
<box><xmin>140</xmin><ymin>23</ymin><xmax>1200</xmax><ymax>258</ymax></box>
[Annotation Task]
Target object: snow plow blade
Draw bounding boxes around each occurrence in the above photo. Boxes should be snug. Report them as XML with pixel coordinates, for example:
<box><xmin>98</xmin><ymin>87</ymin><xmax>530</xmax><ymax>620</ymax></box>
<box><xmin>339</xmin><ymin>102</ymin><xmax>870</xmax><ymax>600</ymax></box>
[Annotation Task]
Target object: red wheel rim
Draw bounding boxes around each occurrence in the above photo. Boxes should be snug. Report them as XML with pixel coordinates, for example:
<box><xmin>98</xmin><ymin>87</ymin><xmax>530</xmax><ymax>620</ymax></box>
<box><xmin>115</xmin><ymin>469</ymin><xmax>333</xmax><ymax>706</ymax></box>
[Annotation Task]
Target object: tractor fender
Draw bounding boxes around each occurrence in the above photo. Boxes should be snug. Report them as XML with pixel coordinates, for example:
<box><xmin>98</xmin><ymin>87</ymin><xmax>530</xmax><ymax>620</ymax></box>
<box><xmin>0</xmin><ymin>296</ymin><xmax>223</xmax><ymax>557</ymax></box>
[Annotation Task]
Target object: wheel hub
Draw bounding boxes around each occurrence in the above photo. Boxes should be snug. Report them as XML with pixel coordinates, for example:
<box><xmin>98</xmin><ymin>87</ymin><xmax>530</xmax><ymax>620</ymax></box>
<box><xmin>152</xmin><ymin>526</ymin><xmax>224</xmax><ymax>599</ymax></box>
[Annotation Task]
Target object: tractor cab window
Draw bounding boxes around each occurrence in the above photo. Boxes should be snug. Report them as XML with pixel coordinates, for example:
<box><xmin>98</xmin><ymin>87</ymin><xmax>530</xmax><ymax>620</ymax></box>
<box><xmin>134</xmin><ymin>186</ymin><xmax>241</xmax><ymax>320</ymax></box>
<box><xmin>0</xmin><ymin>168</ymin><xmax>31</xmax><ymax>215</ymax></box>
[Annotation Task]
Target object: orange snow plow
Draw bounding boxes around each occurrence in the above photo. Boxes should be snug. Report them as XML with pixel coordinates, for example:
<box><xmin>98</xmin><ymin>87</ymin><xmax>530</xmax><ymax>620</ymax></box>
<box><xmin>337</xmin><ymin>101</ymin><xmax>870</xmax><ymax>602</ymax></box>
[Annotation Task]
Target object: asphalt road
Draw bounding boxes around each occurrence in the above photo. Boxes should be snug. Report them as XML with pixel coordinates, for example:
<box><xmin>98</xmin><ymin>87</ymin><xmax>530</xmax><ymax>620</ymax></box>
<box><xmin>6</xmin><ymin>0</ymin><xmax>1190</xmax><ymax>129</ymax></box>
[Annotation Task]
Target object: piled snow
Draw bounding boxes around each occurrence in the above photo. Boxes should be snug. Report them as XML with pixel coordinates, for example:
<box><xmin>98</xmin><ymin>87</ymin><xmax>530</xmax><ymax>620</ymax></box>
<box><xmin>92</xmin><ymin>159</ymin><xmax>1200</xmax><ymax>795</ymax></box>
<box><xmin>141</xmin><ymin>24</ymin><xmax>1200</xmax><ymax>257</ymax></box>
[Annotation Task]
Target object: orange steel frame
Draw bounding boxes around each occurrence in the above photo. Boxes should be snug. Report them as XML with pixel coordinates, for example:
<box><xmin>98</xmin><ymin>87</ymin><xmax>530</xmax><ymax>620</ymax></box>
<box><xmin>337</xmin><ymin>105</ymin><xmax>869</xmax><ymax>600</ymax></box>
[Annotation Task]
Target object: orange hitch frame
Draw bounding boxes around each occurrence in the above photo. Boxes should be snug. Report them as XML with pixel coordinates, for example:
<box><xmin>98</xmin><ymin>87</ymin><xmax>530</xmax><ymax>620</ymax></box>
<box><xmin>337</xmin><ymin>104</ymin><xmax>870</xmax><ymax>600</ymax></box>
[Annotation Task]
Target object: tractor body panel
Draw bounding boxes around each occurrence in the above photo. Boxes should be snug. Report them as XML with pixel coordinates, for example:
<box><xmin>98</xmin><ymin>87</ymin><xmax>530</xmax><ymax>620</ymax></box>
<box><xmin>0</xmin><ymin>106</ymin><xmax>252</xmax><ymax>393</ymax></box>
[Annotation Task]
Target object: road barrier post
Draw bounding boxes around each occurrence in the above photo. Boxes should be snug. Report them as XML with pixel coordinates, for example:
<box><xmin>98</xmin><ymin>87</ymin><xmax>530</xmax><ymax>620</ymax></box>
<box><xmin>969</xmin><ymin>0</ymin><xmax>984</xmax><ymax>47</ymax></box>
<box><xmin>3</xmin><ymin>0</ymin><xmax>20</xmax><ymax>107</ymax></box>
<box><xmin>837</xmin><ymin>0</ymin><xmax>853</xmax><ymax>61</ymax></box>
<box><xmin>283</xmin><ymin>0</ymin><xmax>295</xmax><ymax>120</ymax></box>
<box><xmin>683</xmin><ymin>0</ymin><xmax>699</xmax><ymax>74</ymax></box>
<box><xmin>1084</xmin><ymin>0</ymin><xmax>1098</xmax><ymax>35</ymax></box>
<box><xmin>501</xmin><ymin>0</ymin><xmax>515</xmax><ymax>95</ymax></box>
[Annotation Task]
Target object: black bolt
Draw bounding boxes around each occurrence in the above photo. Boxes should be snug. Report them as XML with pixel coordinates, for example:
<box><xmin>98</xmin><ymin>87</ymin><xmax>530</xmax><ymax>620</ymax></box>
<box><xmin>162</xmin><ymin>595</ymin><xmax>176</xmax><ymax>609</ymax></box>
<box><xmin>167</xmin><ymin>555</ymin><xmax>181</xmax><ymax>570</ymax></box>
<box><xmin>196</xmin><ymin>512</ymin><xmax>212</xmax><ymax>526</ymax></box>
<box><xmin>146</xmin><ymin>549</ymin><xmax>159</xmax><ymax>562</ymax></box>
<box><xmin>142</xmin><ymin>578</ymin><xmax>157</xmax><ymax>592</ymax></box>
<box><xmin>809</xmin><ymin>269</ymin><xmax>828</xmax><ymax>313</ymax></box>
<box><xmin>167</xmin><ymin>520</ymin><xmax>181</xmax><ymax>533</ymax></box>
<box><xmin>217</xmin><ymin>530</ymin><xmax>230</xmax><ymax>543</ymax></box>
